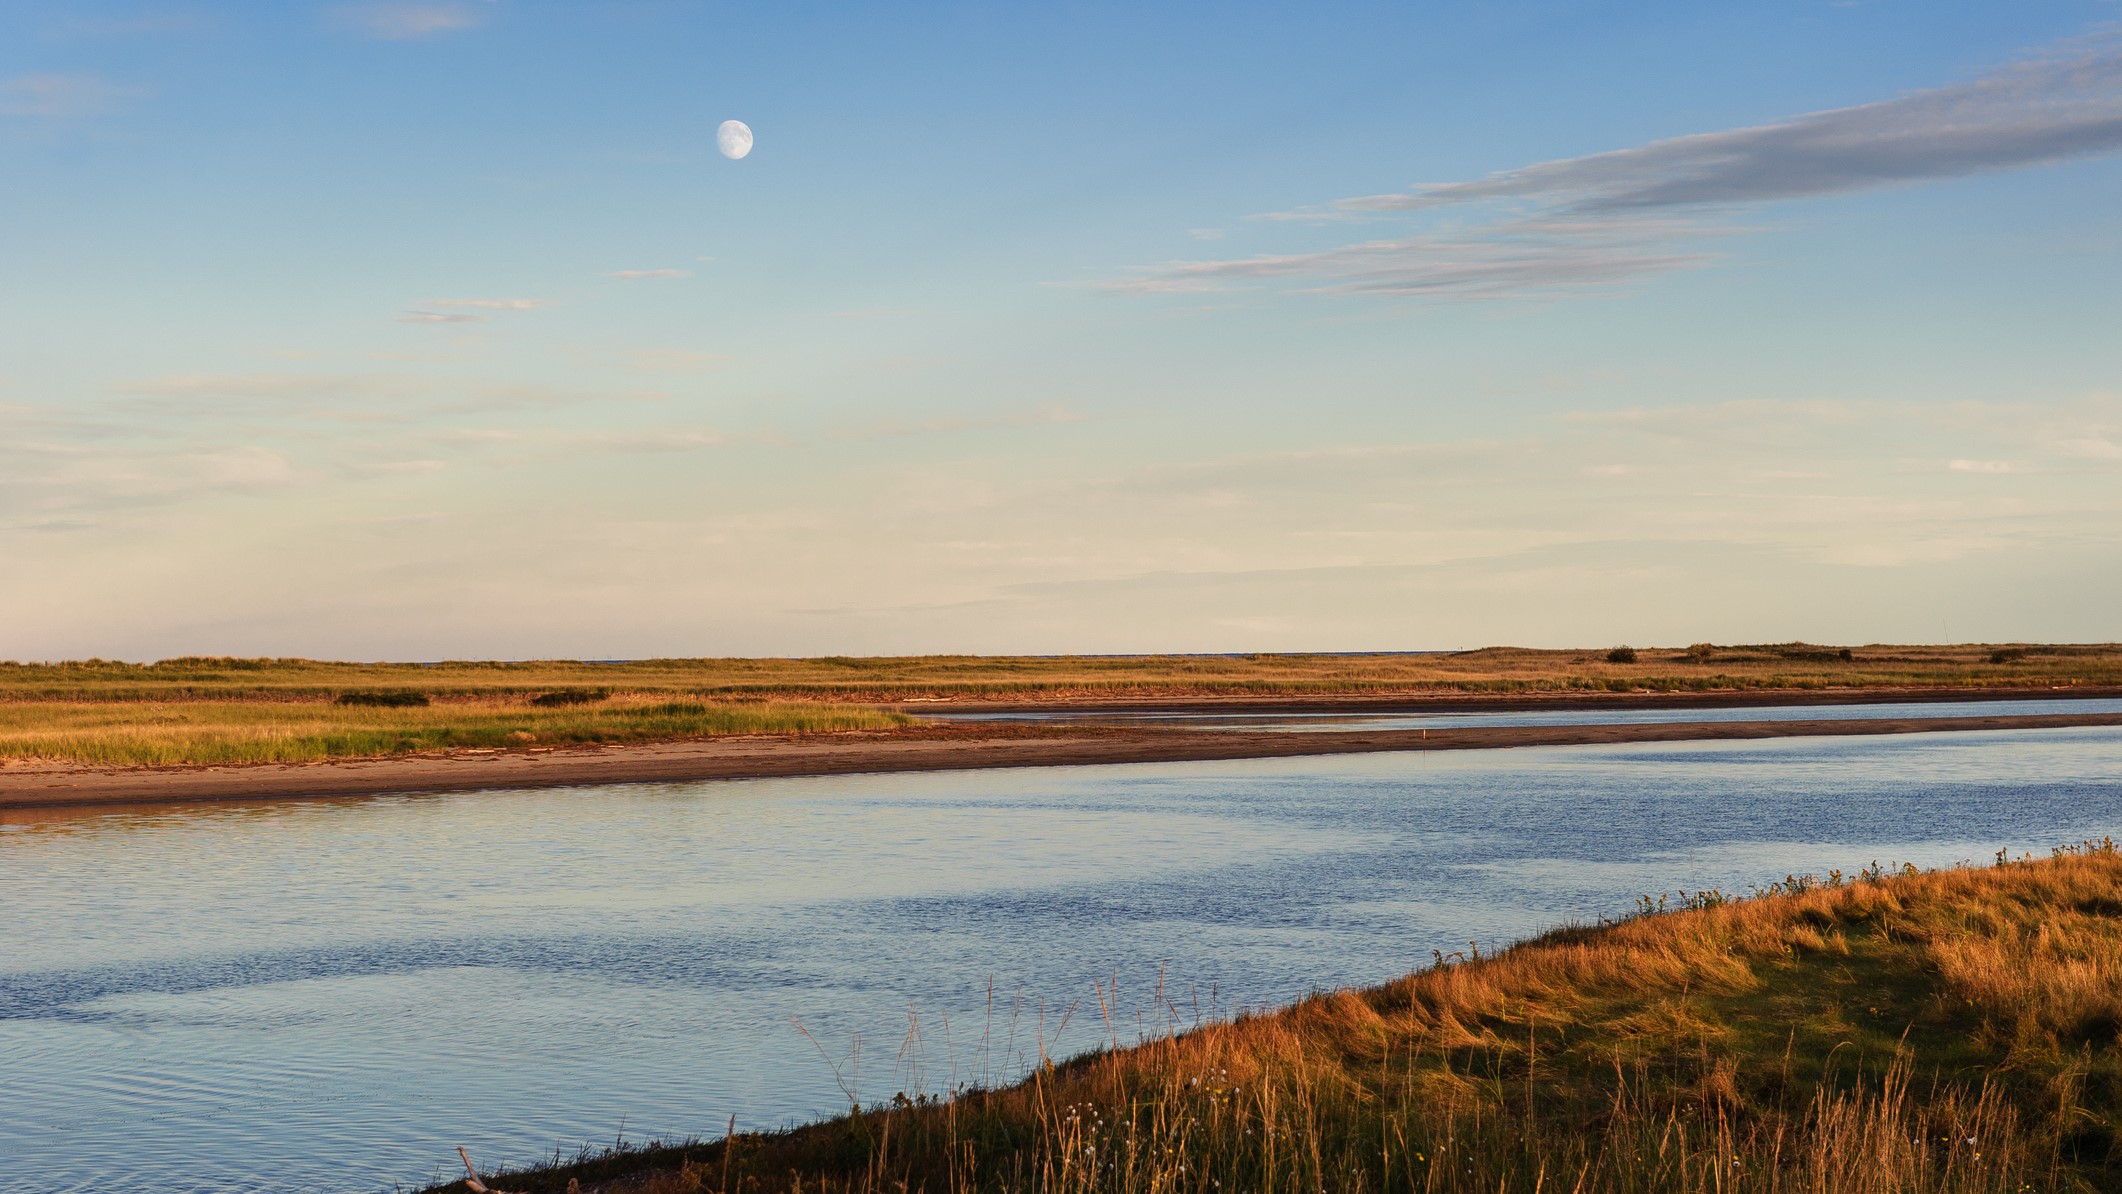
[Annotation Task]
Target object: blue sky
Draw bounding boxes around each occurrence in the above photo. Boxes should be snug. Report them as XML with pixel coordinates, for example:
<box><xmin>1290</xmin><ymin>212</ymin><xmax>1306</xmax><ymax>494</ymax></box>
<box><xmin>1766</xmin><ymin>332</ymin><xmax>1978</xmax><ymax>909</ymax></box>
<box><xmin>4</xmin><ymin>2</ymin><xmax>2121</xmax><ymax>660</ymax></box>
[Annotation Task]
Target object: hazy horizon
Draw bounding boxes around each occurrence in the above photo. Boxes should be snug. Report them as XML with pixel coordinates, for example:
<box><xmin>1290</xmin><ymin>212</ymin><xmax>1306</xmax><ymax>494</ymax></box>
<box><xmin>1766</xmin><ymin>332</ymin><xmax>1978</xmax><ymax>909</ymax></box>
<box><xmin>6</xmin><ymin>3</ymin><xmax>2119</xmax><ymax>660</ymax></box>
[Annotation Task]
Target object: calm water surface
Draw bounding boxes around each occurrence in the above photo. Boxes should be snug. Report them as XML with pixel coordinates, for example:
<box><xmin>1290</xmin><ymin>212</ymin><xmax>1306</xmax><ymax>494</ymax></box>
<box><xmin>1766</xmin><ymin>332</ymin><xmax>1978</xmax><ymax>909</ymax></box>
<box><xmin>928</xmin><ymin>696</ymin><xmax>2122</xmax><ymax>731</ymax></box>
<box><xmin>5</xmin><ymin>728</ymin><xmax>2122</xmax><ymax>1193</ymax></box>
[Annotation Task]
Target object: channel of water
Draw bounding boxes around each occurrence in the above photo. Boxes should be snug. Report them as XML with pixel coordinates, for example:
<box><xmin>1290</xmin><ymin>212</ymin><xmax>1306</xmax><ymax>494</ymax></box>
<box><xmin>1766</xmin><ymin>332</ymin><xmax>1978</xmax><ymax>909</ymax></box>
<box><xmin>4</xmin><ymin>722</ymin><xmax>2121</xmax><ymax>1192</ymax></box>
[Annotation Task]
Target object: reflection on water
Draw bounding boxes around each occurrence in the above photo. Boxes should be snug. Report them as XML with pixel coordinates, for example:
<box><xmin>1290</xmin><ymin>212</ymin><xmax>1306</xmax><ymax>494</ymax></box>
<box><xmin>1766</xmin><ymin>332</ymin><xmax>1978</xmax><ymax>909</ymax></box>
<box><xmin>4</xmin><ymin>728</ymin><xmax>2122</xmax><ymax>1193</ymax></box>
<box><xmin>927</xmin><ymin>696</ymin><xmax>2122</xmax><ymax>732</ymax></box>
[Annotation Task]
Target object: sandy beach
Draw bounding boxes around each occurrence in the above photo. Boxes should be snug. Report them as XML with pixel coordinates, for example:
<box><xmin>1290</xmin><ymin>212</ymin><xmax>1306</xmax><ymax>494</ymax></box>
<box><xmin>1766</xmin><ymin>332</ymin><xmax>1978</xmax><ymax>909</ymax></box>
<box><xmin>5</xmin><ymin>700</ymin><xmax>2119</xmax><ymax>811</ymax></box>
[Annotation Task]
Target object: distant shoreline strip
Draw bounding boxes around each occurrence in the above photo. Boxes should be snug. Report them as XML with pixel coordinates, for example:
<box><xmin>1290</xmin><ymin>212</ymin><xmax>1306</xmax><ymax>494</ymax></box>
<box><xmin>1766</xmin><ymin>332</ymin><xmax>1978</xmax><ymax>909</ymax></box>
<box><xmin>4</xmin><ymin>710</ymin><xmax>2121</xmax><ymax>813</ymax></box>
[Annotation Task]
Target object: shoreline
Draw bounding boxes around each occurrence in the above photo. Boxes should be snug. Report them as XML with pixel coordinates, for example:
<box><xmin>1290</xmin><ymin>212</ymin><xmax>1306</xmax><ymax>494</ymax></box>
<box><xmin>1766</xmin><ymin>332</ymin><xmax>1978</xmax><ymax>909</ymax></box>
<box><xmin>421</xmin><ymin>847</ymin><xmax>2122</xmax><ymax>1194</ymax></box>
<box><xmin>5</xmin><ymin>704</ymin><xmax>2120</xmax><ymax>811</ymax></box>
<box><xmin>889</xmin><ymin>683</ymin><xmax>2122</xmax><ymax>714</ymax></box>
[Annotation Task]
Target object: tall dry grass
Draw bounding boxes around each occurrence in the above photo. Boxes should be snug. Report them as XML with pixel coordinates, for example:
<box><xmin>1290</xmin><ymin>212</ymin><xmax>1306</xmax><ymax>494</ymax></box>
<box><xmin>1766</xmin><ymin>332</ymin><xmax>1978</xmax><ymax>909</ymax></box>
<box><xmin>5</xmin><ymin>644</ymin><xmax>2120</xmax><ymax>705</ymax></box>
<box><xmin>17</xmin><ymin>643</ymin><xmax>2115</xmax><ymax>767</ymax></box>
<box><xmin>0</xmin><ymin>697</ymin><xmax>910</xmax><ymax>766</ymax></box>
<box><xmin>450</xmin><ymin>844</ymin><xmax>2122</xmax><ymax>1194</ymax></box>
<box><xmin>8</xmin><ymin>644</ymin><xmax>2113</xmax><ymax>767</ymax></box>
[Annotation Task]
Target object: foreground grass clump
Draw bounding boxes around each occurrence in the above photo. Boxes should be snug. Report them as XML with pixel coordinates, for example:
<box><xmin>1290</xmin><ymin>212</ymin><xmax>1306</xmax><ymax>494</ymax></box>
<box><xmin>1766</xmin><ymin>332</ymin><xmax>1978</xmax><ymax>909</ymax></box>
<box><xmin>0</xmin><ymin>698</ymin><xmax>909</xmax><ymax>766</ymax></box>
<box><xmin>445</xmin><ymin>844</ymin><xmax>2122</xmax><ymax>1194</ymax></box>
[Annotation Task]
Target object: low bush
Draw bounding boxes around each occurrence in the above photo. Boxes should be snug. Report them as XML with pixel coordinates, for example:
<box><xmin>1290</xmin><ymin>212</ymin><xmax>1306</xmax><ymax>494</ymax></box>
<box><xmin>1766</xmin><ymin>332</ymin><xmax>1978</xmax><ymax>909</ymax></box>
<box><xmin>1605</xmin><ymin>645</ymin><xmax>1638</xmax><ymax>664</ymax></box>
<box><xmin>531</xmin><ymin>689</ymin><xmax>610</xmax><ymax>707</ymax></box>
<box><xmin>334</xmin><ymin>690</ymin><xmax>430</xmax><ymax>707</ymax></box>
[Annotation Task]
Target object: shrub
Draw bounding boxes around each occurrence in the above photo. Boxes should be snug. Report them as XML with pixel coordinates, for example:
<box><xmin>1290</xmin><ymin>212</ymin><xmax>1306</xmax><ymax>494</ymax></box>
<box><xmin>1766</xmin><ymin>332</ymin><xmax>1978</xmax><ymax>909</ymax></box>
<box><xmin>335</xmin><ymin>690</ymin><xmax>430</xmax><ymax>707</ymax></box>
<box><xmin>646</xmin><ymin>701</ymin><xmax>709</xmax><ymax>716</ymax></box>
<box><xmin>1606</xmin><ymin>646</ymin><xmax>1638</xmax><ymax>664</ymax></box>
<box><xmin>1685</xmin><ymin>642</ymin><xmax>1716</xmax><ymax>661</ymax></box>
<box><xmin>530</xmin><ymin>689</ymin><xmax>609</xmax><ymax>707</ymax></box>
<box><xmin>1991</xmin><ymin>648</ymin><xmax>2027</xmax><ymax>664</ymax></box>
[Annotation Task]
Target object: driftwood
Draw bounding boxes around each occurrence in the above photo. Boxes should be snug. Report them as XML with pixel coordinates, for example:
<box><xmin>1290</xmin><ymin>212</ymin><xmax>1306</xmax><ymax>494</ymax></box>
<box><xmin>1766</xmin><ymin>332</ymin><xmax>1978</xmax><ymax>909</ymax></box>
<box><xmin>457</xmin><ymin>1147</ymin><xmax>524</xmax><ymax>1194</ymax></box>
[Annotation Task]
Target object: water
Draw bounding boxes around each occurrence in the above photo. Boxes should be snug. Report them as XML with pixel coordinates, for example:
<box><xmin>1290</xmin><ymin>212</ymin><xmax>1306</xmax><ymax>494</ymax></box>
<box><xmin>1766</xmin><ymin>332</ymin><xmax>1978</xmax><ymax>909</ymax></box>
<box><xmin>4</xmin><ymin>727</ymin><xmax>2122</xmax><ymax>1193</ymax></box>
<box><xmin>927</xmin><ymin>695</ymin><xmax>2122</xmax><ymax>732</ymax></box>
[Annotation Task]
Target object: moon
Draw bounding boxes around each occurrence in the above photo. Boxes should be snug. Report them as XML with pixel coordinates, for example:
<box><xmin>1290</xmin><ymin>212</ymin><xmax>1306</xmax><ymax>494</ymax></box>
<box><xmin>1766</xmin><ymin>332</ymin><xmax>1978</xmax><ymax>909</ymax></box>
<box><xmin>717</xmin><ymin>119</ymin><xmax>753</xmax><ymax>160</ymax></box>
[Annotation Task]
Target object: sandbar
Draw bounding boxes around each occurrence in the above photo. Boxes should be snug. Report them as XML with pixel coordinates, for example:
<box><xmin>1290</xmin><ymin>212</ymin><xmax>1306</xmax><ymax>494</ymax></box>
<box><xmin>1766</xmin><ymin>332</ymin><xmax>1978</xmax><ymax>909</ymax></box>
<box><xmin>4</xmin><ymin>699</ymin><xmax>2119</xmax><ymax>811</ymax></box>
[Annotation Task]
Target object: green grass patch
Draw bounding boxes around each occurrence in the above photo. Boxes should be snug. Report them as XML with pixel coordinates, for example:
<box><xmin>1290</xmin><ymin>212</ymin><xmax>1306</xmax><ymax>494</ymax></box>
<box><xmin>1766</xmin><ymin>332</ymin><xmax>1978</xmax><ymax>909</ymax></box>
<box><xmin>335</xmin><ymin>690</ymin><xmax>431</xmax><ymax>707</ymax></box>
<box><xmin>1</xmin><ymin>643</ymin><xmax>2117</xmax><ymax>704</ymax></box>
<box><xmin>0</xmin><ymin>699</ymin><xmax>910</xmax><ymax>766</ymax></box>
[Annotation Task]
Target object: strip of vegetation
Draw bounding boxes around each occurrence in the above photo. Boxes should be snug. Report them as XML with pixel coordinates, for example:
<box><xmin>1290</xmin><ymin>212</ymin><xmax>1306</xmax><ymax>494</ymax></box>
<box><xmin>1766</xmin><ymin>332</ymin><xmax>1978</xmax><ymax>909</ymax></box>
<box><xmin>3</xmin><ymin>645</ymin><xmax>2114</xmax><ymax>767</ymax></box>
<box><xmin>437</xmin><ymin>844</ymin><xmax>2122</xmax><ymax>1194</ymax></box>
<box><xmin>0</xmin><ymin>643</ymin><xmax>2117</xmax><ymax>704</ymax></box>
<box><xmin>336</xmin><ymin>690</ymin><xmax>432</xmax><ymax>707</ymax></box>
<box><xmin>531</xmin><ymin>689</ymin><xmax>610</xmax><ymax>707</ymax></box>
<box><xmin>0</xmin><ymin>699</ymin><xmax>910</xmax><ymax>766</ymax></box>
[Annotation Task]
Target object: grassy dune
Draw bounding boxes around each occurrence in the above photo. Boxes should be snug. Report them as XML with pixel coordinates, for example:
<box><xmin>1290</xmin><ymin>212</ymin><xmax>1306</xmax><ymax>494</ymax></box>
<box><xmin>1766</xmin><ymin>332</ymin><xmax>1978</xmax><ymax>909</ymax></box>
<box><xmin>0</xmin><ymin>698</ymin><xmax>909</xmax><ymax>767</ymax></box>
<box><xmin>4</xmin><ymin>643</ymin><xmax>2120</xmax><ymax>705</ymax></box>
<box><xmin>442</xmin><ymin>844</ymin><xmax>2122</xmax><ymax>1194</ymax></box>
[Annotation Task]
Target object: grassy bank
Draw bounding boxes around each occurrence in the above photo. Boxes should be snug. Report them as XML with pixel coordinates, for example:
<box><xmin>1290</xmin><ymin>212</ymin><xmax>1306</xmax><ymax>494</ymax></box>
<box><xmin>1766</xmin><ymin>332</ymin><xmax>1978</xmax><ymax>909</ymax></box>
<box><xmin>4</xmin><ymin>644</ymin><xmax>2120</xmax><ymax>705</ymax></box>
<box><xmin>439</xmin><ymin>843</ymin><xmax>2122</xmax><ymax>1194</ymax></box>
<box><xmin>0</xmin><ymin>698</ymin><xmax>910</xmax><ymax>767</ymax></box>
<box><xmin>6</xmin><ymin>645</ymin><xmax>2115</xmax><ymax>767</ymax></box>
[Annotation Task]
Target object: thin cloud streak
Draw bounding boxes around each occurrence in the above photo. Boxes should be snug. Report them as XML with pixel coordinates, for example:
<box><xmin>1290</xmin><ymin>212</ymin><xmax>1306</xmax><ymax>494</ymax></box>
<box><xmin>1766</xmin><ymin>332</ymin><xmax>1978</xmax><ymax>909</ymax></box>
<box><xmin>1118</xmin><ymin>35</ymin><xmax>2122</xmax><ymax>302</ymax></box>
<box><xmin>427</xmin><ymin>298</ymin><xmax>547</xmax><ymax>310</ymax></box>
<box><xmin>1106</xmin><ymin>215</ymin><xmax>1722</xmax><ymax>299</ymax></box>
<box><xmin>0</xmin><ymin>72</ymin><xmax>128</xmax><ymax>118</ymax></box>
<box><xmin>608</xmin><ymin>268</ymin><xmax>692</xmax><ymax>280</ymax></box>
<box><xmin>112</xmin><ymin>371</ymin><xmax>670</xmax><ymax>422</ymax></box>
<box><xmin>832</xmin><ymin>404</ymin><xmax>1089</xmax><ymax>442</ymax></box>
<box><xmin>331</xmin><ymin>3</ymin><xmax>487</xmax><ymax>40</ymax></box>
<box><xmin>1343</xmin><ymin>37</ymin><xmax>2122</xmax><ymax>215</ymax></box>
<box><xmin>39</xmin><ymin>13</ymin><xmax>210</xmax><ymax>40</ymax></box>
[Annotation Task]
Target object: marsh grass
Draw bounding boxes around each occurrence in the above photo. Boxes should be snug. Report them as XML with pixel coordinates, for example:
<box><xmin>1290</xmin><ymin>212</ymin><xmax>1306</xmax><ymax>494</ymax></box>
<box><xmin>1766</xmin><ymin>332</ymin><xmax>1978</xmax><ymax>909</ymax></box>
<box><xmin>4</xmin><ymin>643</ymin><xmax>2120</xmax><ymax>705</ymax></box>
<box><xmin>6</xmin><ymin>644</ymin><xmax>2117</xmax><ymax>768</ymax></box>
<box><xmin>0</xmin><ymin>697</ymin><xmax>910</xmax><ymax>766</ymax></box>
<box><xmin>451</xmin><ymin>844</ymin><xmax>2122</xmax><ymax>1194</ymax></box>
<box><xmin>533</xmin><ymin>690</ymin><xmax>611</xmax><ymax>707</ymax></box>
<box><xmin>336</xmin><ymin>690</ymin><xmax>432</xmax><ymax>707</ymax></box>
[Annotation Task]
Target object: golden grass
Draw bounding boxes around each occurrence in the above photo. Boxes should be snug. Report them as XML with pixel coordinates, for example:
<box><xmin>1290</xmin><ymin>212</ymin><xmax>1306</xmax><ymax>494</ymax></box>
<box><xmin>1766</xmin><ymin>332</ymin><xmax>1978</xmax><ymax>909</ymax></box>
<box><xmin>448</xmin><ymin>844</ymin><xmax>2122</xmax><ymax>1194</ymax></box>
<box><xmin>0</xmin><ymin>697</ymin><xmax>910</xmax><ymax>766</ymax></box>
<box><xmin>6</xmin><ymin>644</ymin><xmax>2114</xmax><ymax>767</ymax></box>
<box><xmin>5</xmin><ymin>643</ymin><xmax>2120</xmax><ymax>704</ymax></box>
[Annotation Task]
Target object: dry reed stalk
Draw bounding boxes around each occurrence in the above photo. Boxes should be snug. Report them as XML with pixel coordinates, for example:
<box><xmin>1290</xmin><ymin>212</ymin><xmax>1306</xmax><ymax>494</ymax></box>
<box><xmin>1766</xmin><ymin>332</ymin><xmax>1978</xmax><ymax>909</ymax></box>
<box><xmin>437</xmin><ymin>846</ymin><xmax>2122</xmax><ymax>1194</ymax></box>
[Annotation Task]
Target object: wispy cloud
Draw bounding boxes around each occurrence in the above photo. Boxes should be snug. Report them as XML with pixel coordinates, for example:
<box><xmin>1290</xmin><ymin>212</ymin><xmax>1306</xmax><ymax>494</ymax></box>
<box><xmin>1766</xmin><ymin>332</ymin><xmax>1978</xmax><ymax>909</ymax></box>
<box><xmin>561</xmin><ymin>429</ymin><xmax>724</xmax><ymax>454</ymax></box>
<box><xmin>1105</xmin><ymin>214</ymin><xmax>1721</xmax><ymax>299</ymax></box>
<box><xmin>833</xmin><ymin>404</ymin><xmax>1088</xmax><ymax>441</ymax></box>
<box><xmin>41</xmin><ymin>12</ymin><xmax>209</xmax><ymax>40</ymax></box>
<box><xmin>361</xmin><ymin>458</ymin><xmax>449</xmax><ymax>475</ymax></box>
<box><xmin>1340</xmin><ymin>37</ymin><xmax>2122</xmax><ymax>216</ymax></box>
<box><xmin>114</xmin><ymin>371</ymin><xmax>669</xmax><ymax>421</ymax></box>
<box><xmin>0</xmin><ymin>432</ymin><xmax>301</xmax><ymax>529</ymax></box>
<box><xmin>825</xmin><ymin>306</ymin><xmax>917</xmax><ymax>321</ymax></box>
<box><xmin>428</xmin><ymin>297</ymin><xmax>548</xmax><ymax>310</ymax></box>
<box><xmin>625</xmin><ymin>348</ymin><xmax>730</xmax><ymax>374</ymax></box>
<box><xmin>396</xmin><ymin>297</ymin><xmax>548</xmax><ymax>324</ymax></box>
<box><xmin>1115</xmin><ymin>35</ymin><xmax>2122</xmax><ymax>302</ymax></box>
<box><xmin>0</xmin><ymin>72</ymin><xmax>128</xmax><ymax>118</ymax></box>
<box><xmin>331</xmin><ymin>2</ymin><xmax>486</xmax><ymax>40</ymax></box>
<box><xmin>405</xmin><ymin>424</ymin><xmax>730</xmax><ymax>461</ymax></box>
<box><xmin>608</xmin><ymin>268</ymin><xmax>692</xmax><ymax>280</ymax></box>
